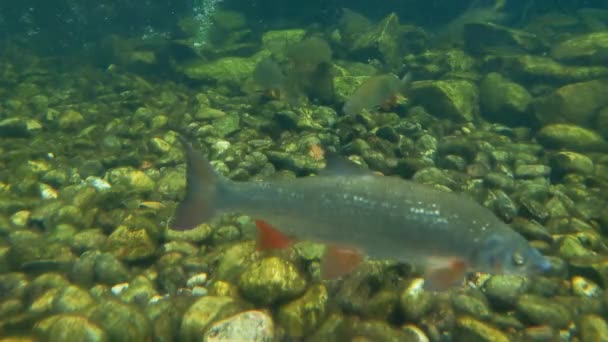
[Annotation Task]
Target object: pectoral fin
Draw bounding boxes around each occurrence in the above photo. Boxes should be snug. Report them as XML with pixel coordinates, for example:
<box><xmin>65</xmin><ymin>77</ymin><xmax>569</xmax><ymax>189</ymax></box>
<box><xmin>423</xmin><ymin>258</ymin><xmax>467</xmax><ymax>291</ymax></box>
<box><xmin>321</xmin><ymin>245</ymin><xmax>364</xmax><ymax>280</ymax></box>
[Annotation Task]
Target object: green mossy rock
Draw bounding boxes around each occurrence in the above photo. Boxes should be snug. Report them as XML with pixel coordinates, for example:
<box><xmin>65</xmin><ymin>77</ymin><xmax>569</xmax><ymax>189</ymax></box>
<box><xmin>238</xmin><ymin>256</ymin><xmax>307</xmax><ymax>306</ymax></box>
<box><xmin>410</xmin><ymin>79</ymin><xmax>479</xmax><ymax>122</ymax></box>
<box><xmin>551</xmin><ymin>31</ymin><xmax>608</xmax><ymax>64</ymax></box>
<box><xmin>178</xmin><ymin>52</ymin><xmax>270</xmax><ymax>86</ymax></box>
<box><xmin>479</xmin><ymin>72</ymin><xmax>532</xmax><ymax>125</ymax></box>
<box><xmin>455</xmin><ymin>316</ymin><xmax>510</xmax><ymax>342</ymax></box>
<box><xmin>483</xmin><ymin>274</ymin><xmax>529</xmax><ymax>308</ymax></box>
<box><xmin>87</xmin><ymin>300</ymin><xmax>151</xmax><ymax>342</ymax></box>
<box><xmin>261</xmin><ymin>29</ymin><xmax>306</xmax><ymax>61</ymax></box>
<box><xmin>52</xmin><ymin>285</ymin><xmax>95</xmax><ymax>313</ymax></box>
<box><xmin>493</xmin><ymin>55</ymin><xmax>608</xmax><ymax>83</ymax></box>
<box><xmin>534</xmin><ymin>79</ymin><xmax>608</xmax><ymax>126</ymax></box>
<box><xmin>107</xmin><ymin>225</ymin><xmax>158</xmax><ymax>262</ymax></box>
<box><xmin>34</xmin><ymin>314</ymin><xmax>107</xmax><ymax>342</ymax></box>
<box><xmin>351</xmin><ymin>12</ymin><xmax>404</xmax><ymax>67</ymax></box>
<box><xmin>214</xmin><ymin>241</ymin><xmax>257</xmax><ymax>281</ymax></box>
<box><xmin>579</xmin><ymin>314</ymin><xmax>608</xmax><ymax>342</ymax></box>
<box><xmin>549</xmin><ymin>151</ymin><xmax>594</xmax><ymax>175</ymax></box>
<box><xmin>180</xmin><ymin>296</ymin><xmax>242</xmax><ymax>341</ymax></box>
<box><xmin>277</xmin><ymin>284</ymin><xmax>328</xmax><ymax>338</ymax></box>
<box><xmin>536</xmin><ymin>124</ymin><xmax>606</xmax><ymax>151</ymax></box>
<box><xmin>465</xmin><ymin>22</ymin><xmax>545</xmax><ymax>55</ymax></box>
<box><xmin>516</xmin><ymin>294</ymin><xmax>572</xmax><ymax>328</ymax></box>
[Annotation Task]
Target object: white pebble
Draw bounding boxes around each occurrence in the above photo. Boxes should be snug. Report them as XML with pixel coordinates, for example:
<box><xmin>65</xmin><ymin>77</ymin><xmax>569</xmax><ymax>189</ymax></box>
<box><xmin>86</xmin><ymin>176</ymin><xmax>111</xmax><ymax>191</ymax></box>
<box><xmin>186</xmin><ymin>273</ymin><xmax>208</xmax><ymax>287</ymax></box>
<box><xmin>111</xmin><ymin>283</ymin><xmax>129</xmax><ymax>295</ymax></box>
<box><xmin>191</xmin><ymin>286</ymin><xmax>208</xmax><ymax>297</ymax></box>
<box><xmin>39</xmin><ymin>183</ymin><xmax>58</xmax><ymax>200</ymax></box>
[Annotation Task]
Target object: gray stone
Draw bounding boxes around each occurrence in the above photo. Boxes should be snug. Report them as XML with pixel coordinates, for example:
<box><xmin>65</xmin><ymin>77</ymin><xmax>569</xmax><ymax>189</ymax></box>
<box><xmin>204</xmin><ymin>310</ymin><xmax>274</xmax><ymax>342</ymax></box>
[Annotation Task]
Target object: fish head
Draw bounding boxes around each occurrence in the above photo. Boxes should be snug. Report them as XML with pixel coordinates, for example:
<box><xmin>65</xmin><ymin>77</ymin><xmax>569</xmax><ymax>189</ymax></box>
<box><xmin>473</xmin><ymin>233</ymin><xmax>551</xmax><ymax>276</ymax></box>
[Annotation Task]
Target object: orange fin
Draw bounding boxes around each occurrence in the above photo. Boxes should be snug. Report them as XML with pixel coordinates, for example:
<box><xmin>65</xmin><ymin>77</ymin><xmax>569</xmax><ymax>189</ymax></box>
<box><xmin>321</xmin><ymin>245</ymin><xmax>363</xmax><ymax>280</ymax></box>
<box><xmin>255</xmin><ymin>220</ymin><xmax>293</xmax><ymax>250</ymax></box>
<box><xmin>424</xmin><ymin>259</ymin><xmax>467</xmax><ymax>291</ymax></box>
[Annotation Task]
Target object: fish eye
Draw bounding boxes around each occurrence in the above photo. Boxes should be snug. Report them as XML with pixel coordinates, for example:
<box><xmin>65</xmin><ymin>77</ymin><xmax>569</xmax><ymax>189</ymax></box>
<box><xmin>512</xmin><ymin>252</ymin><xmax>525</xmax><ymax>266</ymax></box>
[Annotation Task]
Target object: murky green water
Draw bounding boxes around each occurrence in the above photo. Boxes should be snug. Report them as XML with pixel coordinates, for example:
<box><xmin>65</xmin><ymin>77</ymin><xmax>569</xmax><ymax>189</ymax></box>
<box><xmin>1</xmin><ymin>0</ymin><xmax>608</xmax><ymax>340</ymax></box>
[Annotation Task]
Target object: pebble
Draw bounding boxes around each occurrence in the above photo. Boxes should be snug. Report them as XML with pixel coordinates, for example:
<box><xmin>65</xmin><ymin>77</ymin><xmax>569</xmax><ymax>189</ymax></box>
<box><xmin>238</xmin><ymin>256</ymin><xmax>307</xmax><ymax>306</ymax></box>
<box><xmin>204</xmin><ymin>310</ymin><xmax>274</xmax><ymax>342</ymax></box>
<box><xmin>516</xmin><ymin>294</ymin><xmax>571</xmax><ymax>328</ymax></box>
<box><xmin>186</xmin><ymin>273</ymin><xmax>208</xmax><ymax>288</ymax></box>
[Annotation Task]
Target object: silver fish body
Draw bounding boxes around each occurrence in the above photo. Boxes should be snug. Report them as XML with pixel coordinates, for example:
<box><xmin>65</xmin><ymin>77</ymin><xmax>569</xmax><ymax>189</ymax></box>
<box><xmin>173</xmin><ymin>143</ymin><xmax>551</xmax><ymax>279</ymax></box>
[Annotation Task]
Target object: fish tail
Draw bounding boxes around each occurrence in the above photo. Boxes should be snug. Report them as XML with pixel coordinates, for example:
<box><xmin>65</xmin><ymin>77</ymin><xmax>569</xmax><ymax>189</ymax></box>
<box><xmin>171</xmin><ymin>140</ymin><xmax>221</xmax><ymax>230</ymax></box>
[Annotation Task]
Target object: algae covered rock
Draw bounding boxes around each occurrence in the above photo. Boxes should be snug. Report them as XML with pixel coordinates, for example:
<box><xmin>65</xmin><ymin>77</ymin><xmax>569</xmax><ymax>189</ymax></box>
<box><xmin>549</xmin><ymin>151</ymin><xmax>594</xmax><ymax>175</ymax></box>
<box><xmin>464</xmin><ymin>22</ymin><xmax>545</xmax><ymax>55</ymax></box>
<box><xmin>455</xmin><ymin>316</ymin><xmax>510</xmax><ymax>342</ymax></box>
<box><xmin>178</xmin><ymin>52</ymin><xmax>269</xmax><ymax>86</ymax></box>
<box><xmin>105</xmin><ymin>167</ymin><xmax>155</xmax><ymax>193</ymax></box>
<box><xmin>480</xmin><ymin>72</ymin><xmax>532</xmax><ymax>125</ymax></box>
<box><xmin>536</xmin><ymin>124</ymin><xmax>606</xmax><ymax>151</ymax></box>
<box><xmin>87</xmin><ymin>300</ymin><xmax>151</xmax><ymax>342</ymax></box>
<box><xmin>551</xmin><ymin>31</ymin><xmax>608</xmax><ymax>64</ymax></box>
<box><xmin>534</xmin><ymin>79</ymin><xmax>608</xmax><ymax>126</ymax></box>
<box><xmin>238</xmin><ymin>256</ymin><xmax>307</xmax><ymax>306</ymax></box>
<box><xmin>492</xmin><ymin>54</ymin><xmax>608</xmax><ymax>83</ymax></box>
<box><xmin>516</xmin><ymin>294</ymin><xmax>572</xmax><ymax>328</ymax></box>
<box><xmin>350</xmin><ymin>12</ymin><xmax>406</xmax><ymax>67</ymax></box>
<box><xmin>107</xmin><ymin>225</ymin><xmax>158</xmax><ymax>262</ymax></box>
<box><xmin>0</xmin><ymin>117</ymin><xmax>42</xmax><ymax>137</ymax></box>
<box><xmin>277</xmin><ymin>284</ymin><xmax>328</xmax><ymax>338</ymax></box>
<box><xmin>180</xmin><ymin>296</ymin><xmax>242</xmax><ymax>341</ymax></box>
<box><xmin>399</xmin><ymin>278</ymin><xmax>433</xmax><ymax>321</ymax></box>
<box><xmin>410</xmin><ymin>79</ymin><xmax>479</xmax><ymax>122</ymax></box>
<box><xmin>52</xmin><ymin>285</ymin><xmax>95</xmax><ymax>313</ymax></box>
<box><xmin>579</xmin><ymin>314</ymin><xmax>608</xmax><ymax>342</ymax></box>
<box><xmin>483</xmin><ymin>274</ymin><xmax>529</xmax><ymax>308</ymax></box>
<box><xmin>452</xmin><ymin>292</ymin><xmax>492</xmax><ymax>320</ymax></box>
<box><xmin>34</xmin><ymin>314</ymin><xmax>107</xmax><ymax>342</ymax></box>
<box><xmin>261</xmin><ymin>29</ymin><xmax>306</xmax><ymax>61</ymax></box>
<box><xmin>214</xmin><ymin>241</ymin><xmax>257</xmax><ymax>281</ymax></box>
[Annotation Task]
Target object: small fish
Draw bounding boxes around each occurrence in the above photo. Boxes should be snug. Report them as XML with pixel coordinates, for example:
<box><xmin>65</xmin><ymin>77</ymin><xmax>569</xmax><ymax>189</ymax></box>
<box><xmin>343</xmin><ymin>73</ymin><xmax>411</xmax><ymax>115</ymax></box>
<box><xmin>172</xmin><ymin>142</ymin><xmax>551</xmax><ymax>290</ymax></box>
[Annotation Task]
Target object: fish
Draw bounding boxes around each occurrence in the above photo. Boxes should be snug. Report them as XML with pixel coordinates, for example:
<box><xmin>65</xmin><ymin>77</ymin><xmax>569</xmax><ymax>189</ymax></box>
<box><xmin>342</xmin><ymin>73</ymin><xmax>411</xmax><ymax>116</ymax></box>
<box><xmin>172</xmin><ymin>141</ymin><xmax>552</xmax><ymax>290</ymax></box>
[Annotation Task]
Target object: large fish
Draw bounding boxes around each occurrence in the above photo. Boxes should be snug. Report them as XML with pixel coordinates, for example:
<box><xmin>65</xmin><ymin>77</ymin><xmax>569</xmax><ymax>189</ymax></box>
<box><xmin>172</xmin><ymin>142</ymin><xmax>551</xmax><ymax>289</ymax></box>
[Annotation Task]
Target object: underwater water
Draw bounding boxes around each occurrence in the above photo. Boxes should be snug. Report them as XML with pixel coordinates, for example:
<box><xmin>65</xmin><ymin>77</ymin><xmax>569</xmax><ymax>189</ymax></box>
<box><xmin>1</xmin><ymin>0</ymin><xmax>608</xmax><ymax>340</ymax></box>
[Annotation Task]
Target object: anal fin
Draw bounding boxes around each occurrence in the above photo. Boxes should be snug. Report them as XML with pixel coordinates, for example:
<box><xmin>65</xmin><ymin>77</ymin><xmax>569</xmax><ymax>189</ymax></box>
<box><xmin>255</xmin><ymin>220</ymin><xmax>293</xmax><ymax>250</ymax></box>
<box><xmin>321</xmin><ymin>245</ymin><xmax>364</xmax><ymax>280</ymax></box>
